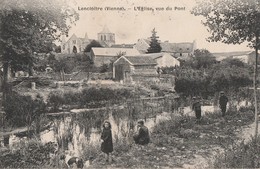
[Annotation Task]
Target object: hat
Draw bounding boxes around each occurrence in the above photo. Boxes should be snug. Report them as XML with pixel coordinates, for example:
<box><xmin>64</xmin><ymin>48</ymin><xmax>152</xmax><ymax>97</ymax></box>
<box><xmin>192</xmin><ymin>97</ymin><xmax>196</xmax><ymax>99</ymax></box>
<box><xmin>220</xmin><ymin>91</ymin><xmax>224</xmax><ymax>94</ymax></box>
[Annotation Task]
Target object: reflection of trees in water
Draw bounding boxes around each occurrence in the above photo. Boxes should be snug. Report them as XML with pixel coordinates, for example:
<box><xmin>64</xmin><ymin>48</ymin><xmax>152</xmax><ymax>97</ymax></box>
<box><xmin>47</xmin><ymin>97</ymin><xmax>179</xmax><ymax>152</ymax></box>
<box><xmin>75</xmin><ymin>109</ymin><xmax>109</xmax><ymax>139</ymax></box>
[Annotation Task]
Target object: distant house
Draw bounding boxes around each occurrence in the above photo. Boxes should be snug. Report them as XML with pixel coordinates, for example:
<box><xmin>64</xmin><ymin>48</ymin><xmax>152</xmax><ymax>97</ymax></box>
<box><xmin>113</xmin><ymin>56</ymin><xmax>158</xmax><ymax>82</ymax></box>
<box><xmin>90</xmin><ymin>48</ymin><xmax>140</xmax><ymax>66</ymax></box>
<box><xmin>134</xmin><ymin>39</ymin><xmax>151</xmax><ymax>54</ymax></box>
<box><xmin>134</xmin><ymin>39</ymin><xmax>196</xmax><ymax>59</ymax></box>
<box><xmin>138</xmin><ymin>53</ymin><xmax>180</xmax><ymax>67</ymax></box>
<box><xmin>213</xmin><ymin>51</ymin><xmax>260</xmax><ymax>65</ymax></box>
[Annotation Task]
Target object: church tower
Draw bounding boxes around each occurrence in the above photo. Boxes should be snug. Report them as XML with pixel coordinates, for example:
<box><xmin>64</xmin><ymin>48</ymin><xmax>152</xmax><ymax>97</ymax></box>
<box><xmin>97</xmin><ymin>25</ymin><xmax>115</xmax><ymax>46</ymax></box>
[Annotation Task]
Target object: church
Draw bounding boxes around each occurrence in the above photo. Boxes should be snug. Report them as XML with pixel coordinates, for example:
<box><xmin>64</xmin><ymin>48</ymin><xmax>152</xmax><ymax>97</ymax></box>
<box><xmin>61</xmin><ymin>26</ymin><xmax>115</xmax><ymax>54</ymax></box>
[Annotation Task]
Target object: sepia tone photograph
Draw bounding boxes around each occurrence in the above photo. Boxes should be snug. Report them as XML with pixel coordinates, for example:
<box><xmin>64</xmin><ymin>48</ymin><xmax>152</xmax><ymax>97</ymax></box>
<box><xmin>0</xmin><ymin>0</ymin><xmax>259</xmax><ymax>168</ymax></box>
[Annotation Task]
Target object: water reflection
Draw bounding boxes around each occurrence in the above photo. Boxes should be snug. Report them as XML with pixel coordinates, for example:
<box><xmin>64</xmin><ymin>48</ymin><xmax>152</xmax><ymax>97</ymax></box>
<box><xmin>39</xmin><ymin>110</ymin><xmax>172</xmax><ymax>157</ymax></box>
<box><xmin>4</xmin><ymin>99</ymin><xmax>251</xmax><ymax>157</ymax></box>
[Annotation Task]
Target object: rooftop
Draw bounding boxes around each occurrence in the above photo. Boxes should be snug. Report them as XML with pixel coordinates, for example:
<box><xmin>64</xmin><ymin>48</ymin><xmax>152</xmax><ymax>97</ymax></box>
<box><xmin>91</xmin><ymin>47</ymin><xmax>140</xmax><ymax>56</ymax></box>
<box><xmin>124</xmin><ymin>56</ymin><xmax>157</xmax><ymax>65</ymax></box>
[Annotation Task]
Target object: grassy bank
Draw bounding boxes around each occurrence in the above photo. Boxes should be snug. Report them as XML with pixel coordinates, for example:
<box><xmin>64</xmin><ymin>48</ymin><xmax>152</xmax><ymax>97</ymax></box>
<box><xmin>214</xmin><ymin>136</ymin><xmax>260</xmax><ymax>168</ymax></box>
<box><xmin>0</xmin><ymin>106</ymin><xmax>255</xmax><ymax>168</ymax></box>
<box><xmin>90</xmin><ymin>107</ymin><xmax>255</xmax><ymax>168</ymax></box>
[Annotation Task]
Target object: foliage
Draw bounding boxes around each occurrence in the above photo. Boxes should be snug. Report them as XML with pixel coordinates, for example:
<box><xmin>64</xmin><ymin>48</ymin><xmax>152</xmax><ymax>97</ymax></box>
<box><xmin>84</xmin><ymin>40</ymin><xmax>103</xmax><ymax>53</ymax></box>
<box><xmin>192</xmin><ymin>0</ymin><xmax>260</xmax><ymax>138</ymax></box>
<box><xmin>53</xmin><ymin>57</ymin><xmax>77</xmax><ymax>74</ymax></box>
<box><xmin>0</xmin><ymin>140</ymin><xmax>56</xmax><ymax>168</ymax></box>
<box><xmin>80</xmin><ymin>87</ymin><xmax>134</xmax><ymax>105</ymax></box>
<box><xmin>116</xmin><ymin>51</ymin><xmax>127</xmax><ymax>58</ymax></box>
<box><xmin>174</xmin><ymin>61</ymin><xmax>252</xmax><ymax>97</ymax></box>
<box><xmin>47</xmin><ymin>90</ymin><xmax>65</xmax><ymax>112</ymax></box>
<box><xmin>191</xmin><ymin>0</ymin><xmax>260</xmax><ymax>45</ymax></box>
<box><xmin>54</xmin><ymin>45</ymin><xmax>61</xmax><ymax>53</ymax></box>
<box><xmin>214</xmin><ymin>137</ymin><xmax>260</xmax><ymax>168</ymax></box>
<box><xmin>182</xmin><ymin>49</ymin><xmax>216</xmax><ymax>69</ymax></box>
<box><xmin>4</xmin><ymin>92</ymin><xmax>46</xmax><ymax>128</ymax></box>
<box><xmin>194</xmin><ymin>49</ymin><xmax>216</xmax><ymax>68</ymax></box>
<box><xmin>100</xmin><ymin>63</ymin><xmax>112</xmax><ymax>73</ymax></box>
<box><xmin>222</xmin><ymin>58</ymin><xmax>248</xmax><ymax>68</ymax></box>
<box><xmin>47</xmin><ymin>87</ymin><xmax>137</xmax><ymax>111</ymax></box>
<box><xmin>147</xmin><ymin>28</ymin><xmax>162</xmax><ymax>53</ymax></box>
<box><xmin>0</xmin><ymin>0</ymin><xmax>79</xmax><ymax>72</ymax></box>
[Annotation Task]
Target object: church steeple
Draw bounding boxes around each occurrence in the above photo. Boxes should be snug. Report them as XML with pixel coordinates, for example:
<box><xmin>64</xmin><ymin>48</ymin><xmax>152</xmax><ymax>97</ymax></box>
<box><xmin>100</xmin><ymin>25</ymin><xmax>112</xmax><ymax>34</ymax></box>
<box><xmin>97</xmin><ymin>25</ymin><xmax>115</xmax><ymax>46</ymax></box>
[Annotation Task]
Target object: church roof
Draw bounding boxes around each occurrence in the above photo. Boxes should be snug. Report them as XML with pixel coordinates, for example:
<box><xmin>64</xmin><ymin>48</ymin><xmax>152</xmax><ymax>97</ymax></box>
<box><xmin>99</xmin><ymin>25</ymin><xmax>113</xmax><ymax>34</ymax></box>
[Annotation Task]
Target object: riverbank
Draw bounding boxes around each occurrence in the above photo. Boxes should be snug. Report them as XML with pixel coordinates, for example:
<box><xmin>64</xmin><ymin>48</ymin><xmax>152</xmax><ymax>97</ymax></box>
<box><xmin>0</xmin><ymin>106</ymin><xmax>257</xmax><ymax>168</ymax></box>
<box><xmin>90</xmin><ymin>107</ymin><xmax>256</xmax><ymax>168</ymax></box>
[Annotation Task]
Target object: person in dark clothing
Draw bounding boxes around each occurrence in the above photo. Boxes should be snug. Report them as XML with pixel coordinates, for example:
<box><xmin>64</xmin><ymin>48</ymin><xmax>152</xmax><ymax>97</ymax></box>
<box><xmin>192</xmin><ymin>97</ymin><xmax>202</xmax><ymax>121</ymax></box>
<box><xmin>60</xmin><ymin>154</ymin><xmax>84</xmax><ymax>168</ymax></box>
<box><xmin>101</xmin><ymin>121</ymin><xmax>113</xmax><ymax>162</ymax></box>
<box><xmin>133</xmin><ymin>120</ymin><xmax>150</xmax><ymax>145</ymax></box>
<box><xmin>219</xmin><ymin>91</ymin><xmax>228</xmax><ymax>117</ymax></box>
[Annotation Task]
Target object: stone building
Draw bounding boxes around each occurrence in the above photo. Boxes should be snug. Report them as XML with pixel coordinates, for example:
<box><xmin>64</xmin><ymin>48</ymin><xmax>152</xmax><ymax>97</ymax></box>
<box><xmin>61</xmin><ymin>26</ymin><xmax>115</xmax><ymax>54</ymax></box>
<box><xmin>134</xmin><ymin>39</ymin><xmax>196</xmax><ymax>60</ymax></box>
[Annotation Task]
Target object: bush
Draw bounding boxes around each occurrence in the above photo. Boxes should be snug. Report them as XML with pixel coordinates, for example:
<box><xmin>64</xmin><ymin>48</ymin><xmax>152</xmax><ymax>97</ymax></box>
<box><xmin>0</xmin><ymin>140</ymin><xmax>56</xmax><ymax>168</ymax></box>
<box><xmin>47</xmin><ymin>87</ymin><xmax>136</xmax><ymax>111</ymax></box>
<box><xmin>153</xmin><ymin>115</ymin><xmax>195</xmax><ymax>137</ymax></box>
<box><xmin>47</xmin><ymin>90</ymin><xmax>64</xmax><ymax>112</ymax></box>
<box><xmin>4</xmin><ymin>92</ymin><xmax>46</xmax><ymax>128</ymax></box>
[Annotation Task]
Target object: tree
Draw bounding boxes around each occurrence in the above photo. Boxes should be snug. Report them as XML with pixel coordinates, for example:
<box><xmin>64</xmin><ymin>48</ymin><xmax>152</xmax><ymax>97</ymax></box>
<box><xmin>222</xmin><ymin>58</ymin><xmax>247</xmax><ymax>68</ymax></box>
<box><xmin>53</xmin><ymin>57</ymin><xmax>76</xmax><ymax>81</ymax></box>
<box><xmin>0</xmin><ymin>0</ymin><xmax>79</xmax><ymax>100</ymax></box>
<box><xmin>54</xmin><ymin>45</ymin><xmax>61</xmax><ymax>53</ymax></box>
<box><xmin>147</xmin><ymin>28</ymin><xmax>162</xmax><ymax>53</ymax></box>
<box><xmin>4</xmin><ymin>92</ymin><xmax>46</xmax><ymax>136</ymax></box>
<box><xmin>182</xmin><ymin>49</ymin><xmax>216</xmax><ymax>69</ymax></box>
<box><xmin>194</xmin><ymin>49</ymin><xmax>216</xmax><ymax>68</ymax></box>
<box><xmin>192</xmin><ymin>0</ymin><xmax>260</xmax><ymax>139</ymax></box>
<box><xmin>84</xmin><ymin>40</ymin><xmax>103</xmax><ymax>53</ymax></box>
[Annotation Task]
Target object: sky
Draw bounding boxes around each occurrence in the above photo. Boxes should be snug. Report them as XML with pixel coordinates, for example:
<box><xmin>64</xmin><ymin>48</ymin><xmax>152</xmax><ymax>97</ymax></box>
<box><xmin>65</xmin><ymin>0</ymin><xmax>251</xmax><ymax>53</ymax></box>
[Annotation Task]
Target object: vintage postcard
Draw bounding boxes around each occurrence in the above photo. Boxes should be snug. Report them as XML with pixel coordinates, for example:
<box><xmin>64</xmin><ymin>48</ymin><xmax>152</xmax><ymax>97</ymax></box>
<box><xmin>0</xmin><ymin>0</ymin><xmax>259</xmax><ymax>168</ymax></box>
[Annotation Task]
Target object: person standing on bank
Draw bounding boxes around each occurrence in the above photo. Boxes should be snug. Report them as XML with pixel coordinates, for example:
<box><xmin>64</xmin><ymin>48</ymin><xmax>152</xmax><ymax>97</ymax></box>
<box><xmin>192</xmin><ymin>97</ymin><xmax>202</xmax><ymax>122</ymax></box>
<box><xmin>101</xmin><ymin>121</ymin><xmax>113</xmax><ymax>163</ymax></box>
<box><xmin>133</xmin><ymin>120</ymin><xmax>150</xmax><ymax>145</ymax></box>
<box><xmin>219</xmin><ymin>91</ymin><xmax>228</xmax><ymax>117</ymax></box>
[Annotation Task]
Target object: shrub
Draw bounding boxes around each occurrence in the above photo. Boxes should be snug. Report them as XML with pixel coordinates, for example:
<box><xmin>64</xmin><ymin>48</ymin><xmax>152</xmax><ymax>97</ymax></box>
<box><xmin>47</xmin><ymin>90</ymin><xmax>64</xmax><ymax>112</ymax></box>
<box><xmin>63</xmin><ymin>90</ymin><xmax>81</xmax><ymax>105</ymax></box>
<box><xmin>153</xmin><ymin>115</ymin><xmax>195</xmax><ymax>136</ymax></box>
<box><xmin>0</xmin><ymin>139</ymin><xmax>56</xmax><ymax>168</ymax></box>
<box><xmin>4</xmin><ymin>92</ymin><xmax>46</xmax><ymax>128</ymax></box>
<box><xmin>47</xmin><ymin>87</ymin><xmax>136</xmax><ymax>110</ymax></box>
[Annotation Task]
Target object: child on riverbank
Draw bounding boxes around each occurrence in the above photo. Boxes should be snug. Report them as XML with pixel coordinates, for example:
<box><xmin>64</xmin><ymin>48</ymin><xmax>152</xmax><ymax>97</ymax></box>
<box><xmin>101</xmin><ymin>121</ymin><xmax>113</xmax><ymax>163</ymax></box>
